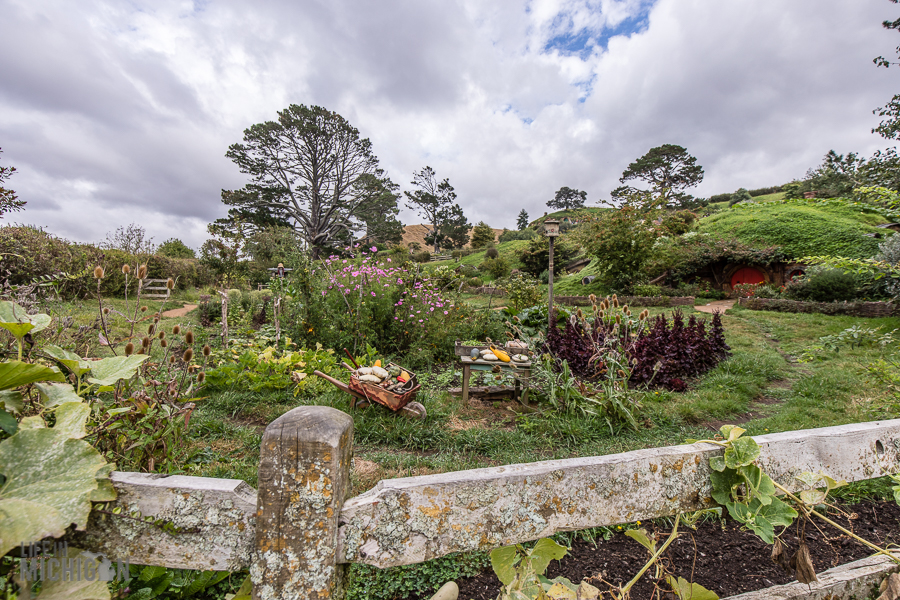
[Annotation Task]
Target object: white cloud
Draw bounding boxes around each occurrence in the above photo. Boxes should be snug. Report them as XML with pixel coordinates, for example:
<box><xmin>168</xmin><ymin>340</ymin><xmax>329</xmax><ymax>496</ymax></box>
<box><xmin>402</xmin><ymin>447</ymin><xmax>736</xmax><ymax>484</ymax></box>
<box><xmin>0</xmin><ymin>0</ymin><xmax>897</xmax><ymax>247</ymax></box>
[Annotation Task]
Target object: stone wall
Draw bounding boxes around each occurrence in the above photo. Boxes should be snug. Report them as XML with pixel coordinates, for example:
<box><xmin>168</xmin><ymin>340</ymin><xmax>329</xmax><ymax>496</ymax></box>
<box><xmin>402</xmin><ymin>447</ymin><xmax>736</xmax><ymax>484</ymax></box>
<box><xmin>738</xmin><ymin>297</ymin><xmax>899</xmax><ymax>317</ymax></box>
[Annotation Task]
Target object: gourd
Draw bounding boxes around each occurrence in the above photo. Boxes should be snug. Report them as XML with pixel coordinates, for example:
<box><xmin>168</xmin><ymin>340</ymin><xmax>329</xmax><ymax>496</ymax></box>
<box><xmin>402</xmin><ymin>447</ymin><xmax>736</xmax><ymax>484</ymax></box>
<box><xmin>482</xmin><ymin>352</ymin><xmax>498</xmax><ymax>361</ymax></box>
<box><xmin>388</xmin><ymin>366</ymin><xmax>401</xmax><ymax>378</ymax></box>
<box><xmin>372</xmin><ymin>366</ymin><xmax>389</xmax><ymax>379</ymax></box>
<box><xmin>357</xmin><ymin>367</ymin><xmax>374</xmax><ymax>376</ymax></box>
<box><xmin>359</xmin><ymin>374</ymin><xmax>381</xmax><ymax>383</ymax></box>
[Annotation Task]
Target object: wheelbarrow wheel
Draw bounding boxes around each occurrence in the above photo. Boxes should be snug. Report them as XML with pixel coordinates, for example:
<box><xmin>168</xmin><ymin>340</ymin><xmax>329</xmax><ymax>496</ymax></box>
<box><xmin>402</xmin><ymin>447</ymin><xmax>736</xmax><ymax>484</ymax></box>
<box><xmin>402</xmin><ymin>401</ymin><xmax>427</xmax><ymax>420</ymax></box>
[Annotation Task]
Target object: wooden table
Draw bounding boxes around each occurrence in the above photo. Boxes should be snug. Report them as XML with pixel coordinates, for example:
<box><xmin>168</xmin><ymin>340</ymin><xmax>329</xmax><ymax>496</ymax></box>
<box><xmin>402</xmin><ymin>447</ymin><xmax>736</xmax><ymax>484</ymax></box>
<box><xmin>459</xmin><ymin>356</ymin><xmax>532</xmax><ymax>405</ymax></box>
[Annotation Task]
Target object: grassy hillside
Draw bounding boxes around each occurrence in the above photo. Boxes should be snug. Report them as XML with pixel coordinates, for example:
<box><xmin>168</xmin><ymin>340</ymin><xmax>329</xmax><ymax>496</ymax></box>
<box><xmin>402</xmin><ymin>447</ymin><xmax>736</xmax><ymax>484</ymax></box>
<box><xmin>698</xmin><ymin>201</ymin><xmax>891</xmax><ymax>259</ymax></box>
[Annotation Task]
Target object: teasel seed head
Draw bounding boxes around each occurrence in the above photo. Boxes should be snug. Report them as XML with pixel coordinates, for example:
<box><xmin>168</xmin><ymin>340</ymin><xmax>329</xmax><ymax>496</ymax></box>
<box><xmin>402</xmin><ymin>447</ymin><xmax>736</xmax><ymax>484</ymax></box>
<box><xmin>148</xmin><ymin>323</ymin><xmax>155</xmax><ymax>335</ymax></box>
<box><xmin>158</xmin><ymin>331</ymin><xmax>165</xmax><ymax>340</ymax></box>
<box><xmin>166</xmin><ymin>278</ymin><xmax>175</xmax><ymax>290</ymax></box>
<box><xmin>615</xmin><ymin>314</ymin><xmax>621</xmax><ymax>324</ymax></box>
<box><xmin>589</xmin><ymin>293</ymin><xmax>597</xmax><ymax>303</ymax></box>
<box><xmin>122</xmin><ymin>264</ymin><xmax>131</xmax><ymax>274</ymax></box>
<box><xmin>576</xmin><ymin>308</ymin><xmax>583</xmax><ymax>319</ymax></box>
<box><xmin>622</xmin><ymin>305</ymin><xmax>628</xmax><ymax>313</ymax></box>
<box><xmin>124</xmin><ymin>343</ymin><xmax>134</xmax><ymax>356</ymax></box>
<box><xmin>93</xmin><ymin>266</ymin><xmax>105</xmax><ymax>279</ymax></box>
<box><xmin>183</xmin><ymin>348</ymin><xmax>194</xmax><ymax>362</ymax></box>
<box><xmin>613</xmin><ymin>297</ymin><xmax>619</xmax><ymax>308</ymax></box>
<box><xmin>197</xmin><ymin>372</ymin><xmax>205</xmax><ymax>383</ymax></box>
<box><xmin>140</xmin><ymin>305</ymin><xmax>147</xmax><ymax>312</ymax></box>
<box><xmin>172</xmin><ymin>325</ymin><xmax>181</xmax><ymax>335</ymax></box>
<box><xmin>169</xmin><ymin>356</ymin><xmax>176</xmax><ymax>364</ymax></box>
<box><xmin>141</xmin><ymin>336</ymin><xmax>150</xmax><ymax>347</ymax></box>
<box><xmin>160</xmin><ymin>339</ymin><xmax>168</xmax><ymax>348</ymax></box>
<box><xmin>137</xmin><ymin>265</ymin><xmax>147</xmax><ymax>279</ymax></box>
<box><xmin>185</xmin><ymin>331</ymin><xmax>194</xmax><ymax>345</ymax></box>
<box><xmin>618</xmin><ymin>369</ymin><xmax>627</xmax><ymax>378</ymax></box>
<box><xmin>137</xmin><ymin>348</ymin><xmax>144</xmax><ymax>355</ymax></box>
<box><xmin>103</xmin><ymin>307</ymin><xmax>109</xmax><ymax>315</ymax></box>
<box><xmin>202</xmin><ymin>345</ymin><xmax>211</xmax><ymax>357</ymax></box>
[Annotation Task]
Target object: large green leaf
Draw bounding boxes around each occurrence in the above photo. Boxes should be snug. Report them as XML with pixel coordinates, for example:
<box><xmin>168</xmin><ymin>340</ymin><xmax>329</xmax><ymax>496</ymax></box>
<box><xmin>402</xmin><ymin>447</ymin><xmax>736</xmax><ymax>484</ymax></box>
<box><xmin>0</xmin><ymin>410</ymin><xmax>16</xmax><ymax>436</ymax></box>
<box><xmin>490</xmin><ymin>545</ymin><xmax>518</xmax><ymax>587</ymax></box>
<box><xmin>710</xmin><ymin>468</ymin><xmax>742</xmax><ymax>506</ymax></box>
<box><xmin>0</xmin><ymin>361</ymin><xmax>65</xmax><ymax>391</ymax></box>
<box><xmin>741</xmin><ymin>464</ymin><xmax>775</xmax><ymax>505</ymax></box>
<box><xmin>667</xmin><ymin>575</ymin><xmax>719</xmax><ymax>600</ymax></box>
<box><xmin>526</xmin><ymin>538</ymin><xmax>568</xmax><ymax>577</ymax></box>
<box><xmin>36</xmin><ymin>382</ymin><xmax>82</xmax><ymax>408</ymax></box>
<box><xmin>33</xmin><ymin>547</ymin><xmax>112</xmax><ymax>599</ymax></box>
<box><xmin>87</xmin><ymin>355</ymin><xmax>150</xmax><ymax>386</ymax></box>
<box><xmin>54</xmin><ymin>402</ymin><xmax>91</xmax><ymax>440</ymax></box>
<box><xmin>724</xmin><ymin>436</ymin><xmax>760</xmax><ymax>469</ymax></box>
<box><xmin>0</xmin><ymin>302</ymin><xmax>50</xmax><ymax>339</ymax></box>
<box><xmin>0</xmin><ymin>428</ymin><xmax>111</xmax><ymax>555</ymax></box>
<box><xmin>0</xmin><ymin>390</ymin><xmax>23</xmax><ymax>414</ymax></box>
<box><xmin>625</xmin><ymin>528</ymin><xmax>657</xmax><ymax>553</ymax></box>
<box><xmin>44</xmin><ymin>345</ymin><xmax>92</xmax><ymax>378</ymax></box>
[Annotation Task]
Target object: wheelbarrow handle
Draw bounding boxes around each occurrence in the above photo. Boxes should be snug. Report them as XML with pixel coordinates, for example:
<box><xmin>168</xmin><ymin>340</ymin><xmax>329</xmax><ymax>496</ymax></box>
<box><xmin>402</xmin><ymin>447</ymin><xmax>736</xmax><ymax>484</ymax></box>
<box><xmin>313</xmin><ymin>370</ymin><xmax>351</xmax><ymax>393</ymax></box>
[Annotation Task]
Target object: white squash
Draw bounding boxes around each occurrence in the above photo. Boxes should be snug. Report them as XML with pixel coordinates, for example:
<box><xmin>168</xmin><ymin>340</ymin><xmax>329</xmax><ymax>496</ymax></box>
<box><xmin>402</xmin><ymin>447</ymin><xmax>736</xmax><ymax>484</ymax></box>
<box><xmin>482</xmin><ymin>352</ymin><xmax>498</xmax><ymax>361</ymax></box>
<box><xmin>359</xmin><ymin>374</ymin><xmax>381</xmax><ymax>383</ymax></box>
<box><xmin>372</xmin><ymin>366</ymin><xmax>389</xmax><ymax>379</ymax></box>
<box><xmin>357</xmin><ymin>367</ymin><xmax>374</xmax><ymax>376</ymax></box>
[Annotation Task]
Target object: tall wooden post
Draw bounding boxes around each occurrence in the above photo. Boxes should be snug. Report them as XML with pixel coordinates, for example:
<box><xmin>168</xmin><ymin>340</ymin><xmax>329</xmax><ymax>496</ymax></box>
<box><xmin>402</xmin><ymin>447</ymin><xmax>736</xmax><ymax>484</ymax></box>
<box><xmin>252</xmin><ymin>406</ymin><xmax>353</xmax><ymax>600</ymax></box>
<box><xmin>544</xmin><ymin>219</ymin><xmax>560</xmax><ymax>334</ymax></box>
<box><xmin>548</xmin><ymin>235</ymin><xmax>554</xmax><ymax>333</ymax></box>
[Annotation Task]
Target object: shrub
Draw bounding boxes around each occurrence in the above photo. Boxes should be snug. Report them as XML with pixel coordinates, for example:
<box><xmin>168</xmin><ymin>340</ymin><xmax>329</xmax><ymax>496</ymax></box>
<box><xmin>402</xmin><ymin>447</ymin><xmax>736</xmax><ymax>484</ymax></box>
<box><xmin>631</xmin><ymin>284</ymin><xmax>665</xmax><ymax>297</ymax></box>
<box><xmin>480</xmin><ymin>256</ymin><xmax>510</xmax><ymax>279</ymax></box>
<box><xmin>628</xmin><ymin>311</ymin><xmax>730</xmax><ymax>391</ymax></box>
<box><xmin>517</xmin><ymin>235</ymin><xmax>579</xmax><ymax>278</ymax></box>
<box><xmin>413</xmin><ymin>251</ymin><xmax>431</xmax><ymax>263</ymax></box>
<box><xmin>498</xmin><ymin>228</ymin><xmax>537</xmax><ymax>243</ymax></box>
<box><xmin>502</xmin><ymin>272</ymin><xmax>542</xmax><ymax>311</ymax></box>
<box><xmin>470</xmin><ymin>221</ymin><xmax>496</xmax><ymax>249</ymax></box>
<box><xmin>729</xmin><ymin>188</ymin><xmax>753</xmax><ymax>206</ymax></box>
<box><xmin>783</xmin><ymin>268</ymin><xmax>858</xmax><ymax>302</ymax></box>
<box><xmin>546</xmin><ymin>303</ymin><xmax>730</xmax><ymax>391</ymax></box>
<box><xmin>156</xmin><ymin>238</ymin><xmax>196</xmax><ymax>259</ymax></box>
<box><xmin>467</xmin><ymin>276</ymin><xmax>482</xmax><ymax>287</ymax></box>
<box><xmin>753</xmin><ymin>284</ymin><xmax>782</xmax><ymax>299</ymax></box>
<box><xmin>485</xmin><ymin>246</ymin><xmax>499</xmax><ymax>259</ymax></box>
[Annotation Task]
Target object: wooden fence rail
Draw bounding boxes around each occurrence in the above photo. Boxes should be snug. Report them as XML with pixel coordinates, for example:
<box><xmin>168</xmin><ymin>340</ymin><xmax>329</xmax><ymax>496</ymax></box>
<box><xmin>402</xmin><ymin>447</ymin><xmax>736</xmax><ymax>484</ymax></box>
<box><xmin>68</xmin><ymin>408</ymin><xmax>900</xmax><ymax>599</ymax></box>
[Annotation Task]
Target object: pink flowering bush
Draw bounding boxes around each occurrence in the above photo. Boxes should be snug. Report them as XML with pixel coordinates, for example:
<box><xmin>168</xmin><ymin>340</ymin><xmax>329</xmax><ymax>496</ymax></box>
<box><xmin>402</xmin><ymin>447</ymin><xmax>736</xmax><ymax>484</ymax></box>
<box><xmin>285</xmin><ymin>247</ymin><xmax>500</xmax><ymax>363</ymax></box>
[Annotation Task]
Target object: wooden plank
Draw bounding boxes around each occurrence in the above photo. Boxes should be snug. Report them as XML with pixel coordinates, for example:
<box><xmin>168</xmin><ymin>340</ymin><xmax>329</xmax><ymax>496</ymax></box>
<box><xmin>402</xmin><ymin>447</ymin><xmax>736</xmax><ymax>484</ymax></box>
<box><xmin>68</xmin><ymin>472</ymin><xmax>257</xmax><ymax>571</ymax></box>
<box><xmin>337</xmin><ymin>420</ymin><xmax>900</xmax><ymax>568</ymax></box>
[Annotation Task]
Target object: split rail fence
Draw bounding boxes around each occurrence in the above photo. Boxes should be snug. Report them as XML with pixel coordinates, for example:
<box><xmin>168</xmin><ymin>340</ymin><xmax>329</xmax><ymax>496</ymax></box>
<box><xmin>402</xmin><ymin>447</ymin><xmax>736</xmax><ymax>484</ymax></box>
<box><xmin>69</xmin><ymin>407</ymin><xmax>900</xmax><ymax>599</ymax></box>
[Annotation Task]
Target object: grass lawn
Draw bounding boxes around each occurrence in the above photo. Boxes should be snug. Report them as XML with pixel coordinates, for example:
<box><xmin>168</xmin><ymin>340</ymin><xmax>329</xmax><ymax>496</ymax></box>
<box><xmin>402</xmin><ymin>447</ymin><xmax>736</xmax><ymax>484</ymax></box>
<box><xmin>177</xmin><ymin>300</ymin><xmax>900</xmax><ymax>501</ymax></box>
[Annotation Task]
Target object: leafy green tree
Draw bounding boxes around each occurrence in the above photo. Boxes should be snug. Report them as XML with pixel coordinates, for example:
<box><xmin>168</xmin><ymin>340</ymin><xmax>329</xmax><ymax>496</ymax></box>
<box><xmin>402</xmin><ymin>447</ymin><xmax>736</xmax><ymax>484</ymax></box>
<box><xmin>547</xmin><ymin>187</ymin><xmax>587</xmax><ymax>211</ymax></box>
<box><xmin>156</xmin><ymin>238</ymin><xmax>196</xmax><ymax>259</ymax></box>
<box><xmin>0</xmin><ymin>148</ymin><xmax>24</xmax><ymax>218</ymax></box>
<box><xmin>470</xmin><ymin>221</ymin><xmax>495</xmax><ymax>249</ymax></box>
<box><xmin>223</xmin><ymin>104</ymin><xmax>395</xmax><ymax>258</ymax></box>
<box><xmin>517</xmin><ymin>235</ymin><xmax>579</xmax><ymax>278</ymax></box>
<box><xmin>574</xmin><ymin>193</ymin><xmax>665</xmax><ymax>290</ymax></box>
<box><xmin>404</xmin><ymin>166</ymin><xmax>458</xmax><ymax>252</ymax></box>
<box><xmin>785</xmin><ymin>150</ymin><xmax>866</xmax><ymax>199</ymax></box>
<box><xmin>615</xmin><ymin>144</ymin><xmax>704</xmax><ymax>207</ymax></box>
<box><xmin>354</xmin><ymin>174</ymin><xmax>404</xmax><ymax>246</ymax></box>
<box><xmin>516</xmin><ymin>209</ymin><xmax>529</xmax><ymax>230</ymax></box>
<box><xmin>874</xmin><ymin>1</ymin><xmax>900</xmax><ymax>138</ymax></box>
<box><xmin>729</xmin><ymin>188</ymin><xmax>753</xmax><ymax>206</ymax></box>
<box><xmin>425</xmin><ymin>204</ymin><xmax>470</xmax><ymax>251</ymax></box>
<box><xmin>211</xmin><ymin>189</ymin><xmax>294</xmax><ymax>238</ymax></box>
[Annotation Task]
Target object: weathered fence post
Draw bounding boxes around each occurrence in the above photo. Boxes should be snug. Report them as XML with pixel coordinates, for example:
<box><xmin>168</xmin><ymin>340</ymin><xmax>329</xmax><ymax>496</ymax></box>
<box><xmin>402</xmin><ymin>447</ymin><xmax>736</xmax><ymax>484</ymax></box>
<box><xmin>251</xmin><ymin>406</ymin><xmax>353</xmax><ymax>600</ymax></box>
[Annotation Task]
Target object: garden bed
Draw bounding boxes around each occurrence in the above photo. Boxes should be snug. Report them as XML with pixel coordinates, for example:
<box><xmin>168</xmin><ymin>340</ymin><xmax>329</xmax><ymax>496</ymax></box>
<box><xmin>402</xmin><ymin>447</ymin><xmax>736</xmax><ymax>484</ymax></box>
<box><xmin>738</xmin><ymin>297</ymin><xmax>899</xmax><ymax>318</ymax></box>
<box><xmin>448</xmin><ymin>500</ymin><xmax>900</xmax><ymax>600</ymax></box>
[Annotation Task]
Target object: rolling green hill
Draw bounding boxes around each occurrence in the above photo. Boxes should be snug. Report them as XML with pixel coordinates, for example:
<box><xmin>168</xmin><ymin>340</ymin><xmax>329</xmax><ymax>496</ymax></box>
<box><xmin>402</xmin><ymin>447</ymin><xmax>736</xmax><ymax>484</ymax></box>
<box><xmin>698</xmin><ymin>201</ymin><xmax>892</xmax><ymax>259</ymax></box>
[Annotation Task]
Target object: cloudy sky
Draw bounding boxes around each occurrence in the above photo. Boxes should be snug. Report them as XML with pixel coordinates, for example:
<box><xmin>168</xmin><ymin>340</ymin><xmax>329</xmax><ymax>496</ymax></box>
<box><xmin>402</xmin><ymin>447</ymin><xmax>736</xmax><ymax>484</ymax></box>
<box><xmin>1</xmin><ymin>0</ymin><xmax>898</xmax><ymax>249</ymax></box>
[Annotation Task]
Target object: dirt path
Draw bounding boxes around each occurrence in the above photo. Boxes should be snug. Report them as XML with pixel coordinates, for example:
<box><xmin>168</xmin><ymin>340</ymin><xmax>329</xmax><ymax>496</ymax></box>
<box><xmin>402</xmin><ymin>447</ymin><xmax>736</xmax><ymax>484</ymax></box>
<box><xmin>161</xmin><ymin>304</ymin><xmax>197</xmax><ymax>318</ymax></box>
<box><xmin>693</xmin><ymin>299</ymin><xmax>736</xmax><ymax>313</ymax></box>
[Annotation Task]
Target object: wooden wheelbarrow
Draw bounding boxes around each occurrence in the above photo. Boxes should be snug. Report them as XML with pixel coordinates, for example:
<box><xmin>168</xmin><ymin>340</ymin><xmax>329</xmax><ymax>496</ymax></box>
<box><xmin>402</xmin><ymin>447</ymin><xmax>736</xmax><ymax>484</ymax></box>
<box><xmin>314</xmin><ymin>365</ymin><xmax>427</xmax><ymax>419</ymax></box>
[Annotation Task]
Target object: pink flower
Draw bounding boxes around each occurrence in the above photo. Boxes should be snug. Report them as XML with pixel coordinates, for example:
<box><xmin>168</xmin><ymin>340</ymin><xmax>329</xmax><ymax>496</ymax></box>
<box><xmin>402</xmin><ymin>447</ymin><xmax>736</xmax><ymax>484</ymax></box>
<box><xmin>370</xmin><ymin>246</ymin><xmax>377</xmax><ymax>252</ymax></box>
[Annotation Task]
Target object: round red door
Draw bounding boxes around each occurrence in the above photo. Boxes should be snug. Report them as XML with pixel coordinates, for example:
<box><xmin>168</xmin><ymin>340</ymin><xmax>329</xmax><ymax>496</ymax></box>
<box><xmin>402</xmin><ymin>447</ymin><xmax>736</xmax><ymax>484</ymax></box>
<box><xmin>730</xmin><ymin>267</ymin><xmax>765</xmax><ymax>287</ymax></box>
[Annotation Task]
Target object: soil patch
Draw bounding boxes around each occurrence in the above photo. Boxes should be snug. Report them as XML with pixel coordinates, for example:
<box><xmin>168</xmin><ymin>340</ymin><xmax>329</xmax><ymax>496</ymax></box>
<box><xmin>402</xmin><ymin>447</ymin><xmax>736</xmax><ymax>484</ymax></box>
<box><xmin>449</xmin><ymin>500</ymin><xmax>900</xmax><ymax>600</ymax></box>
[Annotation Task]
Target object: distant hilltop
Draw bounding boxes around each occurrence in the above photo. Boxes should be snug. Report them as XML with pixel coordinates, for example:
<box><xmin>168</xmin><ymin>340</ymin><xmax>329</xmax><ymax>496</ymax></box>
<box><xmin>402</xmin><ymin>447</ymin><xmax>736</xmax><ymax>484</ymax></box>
<box><xmin>401</xmin><ymin>224</ymin><xmax>504</xmax><ymax>249</ymax></box>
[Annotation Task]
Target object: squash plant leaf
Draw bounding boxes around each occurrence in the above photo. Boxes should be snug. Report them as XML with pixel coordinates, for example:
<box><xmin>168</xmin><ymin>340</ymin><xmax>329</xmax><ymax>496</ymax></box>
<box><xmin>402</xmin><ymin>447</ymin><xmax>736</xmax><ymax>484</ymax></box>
<box><xmin>527</xmin><ymin>537</ymin><xmax>568</xmax><ymax>576</ymax></box>
<box><xmin>724</xmin><ymin>436</ymin><xmax>760</xmax><ymax>469</ymax></box>
<box><xmin>0</xmin><ymin>361</ymin><xmax>65</xmax><ymax>390</ymax></box>
<box><xmin>44</xmin><ymin>345</ymin><xmax>92</xmax><ymax>378</ymax></box>
<box><xmin>0</xmin><ymin>302</ymin><xmax>50</xmax><ymax>339</ymax></box>
<box><xmin>0</xmin><ymin>390</ymin><xmax>23</xmax><ymax>414</ymax></box>
<box><xmin>0</xmin><ymin>428</ymin><xmax>112</xmax><ymax>556</ymax></box>
<box><xmin>87</xmin><ymin>355</ymin><xmax>150</xmax><ymax>386</ymax></box>
<box><xmin>666</xmin><ymin>575</ymin><xmax>719</xmax><ymax>600</ymax></box>
<box><xmin>625</xmin><ymin>528</ymin><xmax>657</xmax><ymax>553</ymax></box>
<box><xmin>53</xmin><ymin>402</ymin><xmax>91</xmax><ymax>440</ymax></box>
<box><xmin>0</xmin><ymin>410</ymin><xmax>17</xmax><ymax>436</ymax></box>
<box><xmin>490</xmin><ymin>545</ymin><xmax>519</xmax><ymax>587</ymax></box>
<box><xmin>741</xmin><ymin>464</ymin><xmax>775</xmax><ymax>505</ymax></box>
<box><xmin>36</xmin><ymin>382</ymin><xmax>81</xmax><ymax>408</ymax></box>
